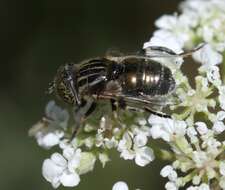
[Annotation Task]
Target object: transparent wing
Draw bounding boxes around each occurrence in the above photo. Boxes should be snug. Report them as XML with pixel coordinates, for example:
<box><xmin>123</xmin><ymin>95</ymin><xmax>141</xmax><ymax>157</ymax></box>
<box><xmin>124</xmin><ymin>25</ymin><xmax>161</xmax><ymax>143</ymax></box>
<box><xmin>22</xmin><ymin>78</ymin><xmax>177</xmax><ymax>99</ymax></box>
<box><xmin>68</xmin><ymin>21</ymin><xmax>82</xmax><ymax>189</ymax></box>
<box><xmin>96</xmin><ymin>92</ymin><xmax>178</xmax><ymax>107</ymax></box>
<box><xmin>96</xmin><ymin>92</ymin><xmax>173</xmax><ymax>118</ymax></box>
<box><xmin>105</xmin><ymin>47</ymin><xmax>124</xmax><ymax>57</ymax></box>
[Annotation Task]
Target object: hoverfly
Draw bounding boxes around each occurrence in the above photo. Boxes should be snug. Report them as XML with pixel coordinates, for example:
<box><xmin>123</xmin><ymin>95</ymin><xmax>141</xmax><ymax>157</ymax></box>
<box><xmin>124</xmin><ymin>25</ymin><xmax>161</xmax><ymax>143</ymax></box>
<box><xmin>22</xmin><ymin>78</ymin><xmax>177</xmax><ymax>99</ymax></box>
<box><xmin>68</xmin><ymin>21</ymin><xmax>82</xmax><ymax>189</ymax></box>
<box><xmin>48</xmin><ymin>45</ymin><xmax>203</xmax><ymax>138</ymax></box>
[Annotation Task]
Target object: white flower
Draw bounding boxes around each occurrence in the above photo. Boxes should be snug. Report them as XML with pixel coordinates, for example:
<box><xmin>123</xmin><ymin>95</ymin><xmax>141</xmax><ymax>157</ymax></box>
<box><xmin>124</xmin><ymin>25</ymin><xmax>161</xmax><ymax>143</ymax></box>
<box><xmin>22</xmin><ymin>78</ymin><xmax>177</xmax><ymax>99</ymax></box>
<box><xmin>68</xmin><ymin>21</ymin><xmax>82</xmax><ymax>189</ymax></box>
<box><xmin>36</xmin><ymin>130</ymin><xmax>64</xmax><ymax>149</ymax></box>
<box><xmin>155</xmin><ymin>14</ymin><xmax>195</xmax><ymax>47</ymax></box>
<box><xmin>220</xmin><ymin>176</ymin><xmax>225</xmax><ymax>189</ymax></box>
<box><xmin>134</xmin><ymin>146</ymin><xmax>154</xmax><ymax>167</ymax></box>
<box><xmin>118</xmin><ymin>130</ymin><xmax>154</xmax><ymax>166</ymax></box>
<box><xmin>193</xmin><ymin>44</ymin><xmax>222</xmax><ymax>68</ymax></box>
<box><xmin>149</xmin><ymin>115</ymin><xmax>186</xmax><ymax>142</ymax></box>
<box><xmin>104</xmin><ymin>137</ymin><xmax>119</xmax><ymax>149</ymax></box>
<box><xmin>165</xmin><ymin>181</ymin><xmax>178</xmax><ymax>190</ymax></box>
<box><xmin>187</xmin><ymin>127</ymin><xmax>198</xmax><ymax>143</ymax></box>
<box><xmin>99</xmin><ymin>153</ymin><xmax>110</xmax><ymax>167</ymax></box>
<box><xmin>187</xmin><ymin>186</ymin><xmax>197</xmax><ymax>190</ymax></box>
<box><xmin>220</xmin><ymin>161</ymin><xmax>225</xmax><ymax>176</ymax></box>
<box><xmin>192</xmin><ymin>44</ymin><xmax>222</xmax><ymax>87</ymax></box>
<box><xmin>213</xmin><ymin>121</ymin><xmax>225</xmax><ymax>134</ymax></box>
<box><xmin>219</xmin><ymin>86</ymin><xmax>225</xmax><ymax>110</ymax></box>
<box><xmin>60</xmin><ymin>171</ymin><xmax>80</xmax><ymax>187</ymax></box>
<box><xmin>95</xmin><ymin>117</ymin><xmax>119</xmax><ymax>149</ymax></box>
<box><xmin>195</xmin><ymin>122</ymin><xmax>208</xmax><ymax>135</ymax></box>
<box><xmin>118</xmin><ymin>132</ymin><xmax>134</xmax><ymax>160</ymax></box>
<box><xmin>181</xmin><ymin>0</ymin><xmax>225</xmax><ymax>51</ymax></box>
<box><xmin>84</xmin><ymin>137</ymin><xmax>94</xmax><ymax>148</ymax></box>
<box><xmin>144</xmin><ymin>30</ymin><xmax>183</xmax><ymax>54</ymax></box>
<box><xmin>137</xmin><ymin>118</ymin><xmax>147</xmax><ymax>126</ymax></box>
<box><xmin>212</xmin><ymin>111</ymin><xmax>225</xmax><ymax>134</ymax></box>
<box><xmin>187</xmin><ymin>183</ymin><xmax>210</xmax><ymax>190</ymax></box>
<box><xmin>155</xmin><ymin>15</ymin><xmax>178</xmax><ymax>30</ymax></box>
<box><xmin>160</xmin><ymin>165</ymin><xmax>178</xmax><ymax>182</ymax></box>
<box><xmin>192</xmin><ymin>175</ymin><xmax>201</xmax><ymax>185</ymax></box>
<box><xmin>192</xmin><ymin>151</ymin><xmax>209</xmax><ymax>168</ymax></box>
<box><xmin>198</xmin><ymin>183</ymin><xmax>210</xmax><ymax>190</ymax></box>
<box><xmin>112</xmin><ymin>181</ymin><xmax>129</xmax><ymax>190</ymax></box>
<box><xmin>134</xmin><ymin>134</ymin><xmax>147</xmax><ymax>147</ymax></box>
<box><xmin>29</xmin><ymin>101</ymin><xmax>69</xmax><ymax>149</ymax></box>
<box><xmin>42</xmin><ymin>152</ymin><xmax>80</xmax><ymax>188</ymax></box>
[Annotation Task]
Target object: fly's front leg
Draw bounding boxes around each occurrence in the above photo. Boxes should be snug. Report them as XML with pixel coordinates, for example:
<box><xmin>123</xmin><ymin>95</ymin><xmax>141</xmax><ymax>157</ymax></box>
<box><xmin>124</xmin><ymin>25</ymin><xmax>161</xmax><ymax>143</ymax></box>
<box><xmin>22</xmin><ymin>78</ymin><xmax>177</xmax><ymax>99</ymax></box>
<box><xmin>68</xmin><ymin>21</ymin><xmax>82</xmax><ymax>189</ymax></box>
<box><xmin>64</xmin><ymin>64</ymin><xmax>81</xmax><ymax>105</ymax></box>
<box><xmin>71</xmin><ymin>97</ymin><xmax>96</xmax><ymax>140</ymax></box>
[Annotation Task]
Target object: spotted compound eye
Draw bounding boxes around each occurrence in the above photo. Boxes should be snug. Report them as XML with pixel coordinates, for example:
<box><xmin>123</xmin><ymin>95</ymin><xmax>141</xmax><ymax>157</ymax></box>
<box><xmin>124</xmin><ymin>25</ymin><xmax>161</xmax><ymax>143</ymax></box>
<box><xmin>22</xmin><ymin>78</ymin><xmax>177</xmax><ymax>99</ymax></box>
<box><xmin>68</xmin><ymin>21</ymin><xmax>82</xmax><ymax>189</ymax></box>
<box><xmin>56</xmin><ymin>80</ymin><xmax>75</xmax><ymax>105</ymax></box>
<box><xmin>53</xmin><ymin>65</ymin><xmax>77</xmax><ymax>105</ymax></box>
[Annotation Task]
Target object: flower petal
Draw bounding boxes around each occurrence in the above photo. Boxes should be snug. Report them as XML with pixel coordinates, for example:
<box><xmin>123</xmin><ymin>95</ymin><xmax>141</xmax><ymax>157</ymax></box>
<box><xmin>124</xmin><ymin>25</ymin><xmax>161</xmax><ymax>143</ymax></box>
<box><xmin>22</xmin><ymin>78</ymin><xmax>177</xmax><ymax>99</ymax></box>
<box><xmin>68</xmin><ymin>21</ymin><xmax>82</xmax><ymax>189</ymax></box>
<box><xmin>135</xmin><ymin>147</ymin><xmax>154</xmax><ymax>167</ymax></box>
<box><xmin>60</xmin><ymin>171</ymin><xmax>80</xmax><ymax>187</ymax></box>
<box><xmin>42</xmin><ymin>158</ymin><xmax>64</xmax><ymax>185</ymax></box>
<box><xmin>112</xmin><ymin>181</ymin><xmax>129</xmax><ymax>190</ymax></box>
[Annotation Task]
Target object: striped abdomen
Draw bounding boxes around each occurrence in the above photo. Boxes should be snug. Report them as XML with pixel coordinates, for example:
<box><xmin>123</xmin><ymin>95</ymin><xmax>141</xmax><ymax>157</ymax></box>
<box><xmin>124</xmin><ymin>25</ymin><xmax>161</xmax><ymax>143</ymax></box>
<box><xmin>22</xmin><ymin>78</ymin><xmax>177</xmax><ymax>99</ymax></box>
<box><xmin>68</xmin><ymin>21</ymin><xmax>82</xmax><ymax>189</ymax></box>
<box><xmin>118</xmin><ymin>58</ymin><xmax>175</xmax><ymax>96</ymax></box>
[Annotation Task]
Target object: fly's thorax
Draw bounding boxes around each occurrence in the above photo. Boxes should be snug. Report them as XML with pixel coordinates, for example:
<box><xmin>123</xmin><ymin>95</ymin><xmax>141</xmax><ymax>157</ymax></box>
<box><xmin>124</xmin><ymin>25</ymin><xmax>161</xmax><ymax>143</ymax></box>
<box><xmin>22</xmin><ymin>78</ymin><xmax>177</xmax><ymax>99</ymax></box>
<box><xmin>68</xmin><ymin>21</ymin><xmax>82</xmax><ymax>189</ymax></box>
<box><xmin>106</xmin><ymin>61</ymin><xmax>124</xmax><ymax>81</ymax></box>
<box><xmin>76</xmin><ymin>58</ymin><xmax>110</xmax><ymax>94</ymax></box>
<box><xmin>118</xmin><ymin>58</ymin><xmax>175</xmax><ymax>96</ymax></box>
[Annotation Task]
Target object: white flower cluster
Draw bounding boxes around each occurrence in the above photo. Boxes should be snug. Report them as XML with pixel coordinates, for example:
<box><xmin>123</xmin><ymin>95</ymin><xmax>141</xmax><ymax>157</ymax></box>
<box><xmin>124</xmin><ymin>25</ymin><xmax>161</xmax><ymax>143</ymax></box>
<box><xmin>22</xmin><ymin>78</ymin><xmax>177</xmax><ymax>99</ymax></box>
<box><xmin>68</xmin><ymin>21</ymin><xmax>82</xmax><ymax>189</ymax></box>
<box><xmin>117</xmin><ymin>121</ymin><xmax>154</xmax><ymax>167</ymax></box>
<box><xmin>145</xmin><ymin>0</ymin><xmax>225</xmax><ymax>52</ymax></box>
<box><xmin>29</xmin><ymin>101</ymin><xmax>69</xmax><ymax>149</ymax></box>
<box><xmin>149</xmin><ymin>114</ymin><xmax>225</xmax><ymax>190</ymax></box>
<box><xmin>143</xmin><ymin>0</ymin><xmax>225</xmax><ymax>189</ymax></box>
<box><xmin>29</xmin><ymin>0</ymin><xmax>225</xmax><ymax>189</ymax></box>
<box><xmin>30</xmin><ymin>102</ymin><xmax>154</xmax><ymax>188</ymax></box>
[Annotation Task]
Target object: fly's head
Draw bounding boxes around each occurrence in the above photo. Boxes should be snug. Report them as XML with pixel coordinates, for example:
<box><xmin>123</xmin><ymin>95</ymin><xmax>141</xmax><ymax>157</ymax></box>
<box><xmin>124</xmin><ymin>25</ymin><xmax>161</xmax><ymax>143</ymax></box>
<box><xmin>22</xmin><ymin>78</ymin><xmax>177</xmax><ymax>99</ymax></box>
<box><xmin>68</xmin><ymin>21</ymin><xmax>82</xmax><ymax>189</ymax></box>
<box><xmin>47</xmin><ymin>64</ymin><xmax>77</xmax><ymax>105</ymax></box>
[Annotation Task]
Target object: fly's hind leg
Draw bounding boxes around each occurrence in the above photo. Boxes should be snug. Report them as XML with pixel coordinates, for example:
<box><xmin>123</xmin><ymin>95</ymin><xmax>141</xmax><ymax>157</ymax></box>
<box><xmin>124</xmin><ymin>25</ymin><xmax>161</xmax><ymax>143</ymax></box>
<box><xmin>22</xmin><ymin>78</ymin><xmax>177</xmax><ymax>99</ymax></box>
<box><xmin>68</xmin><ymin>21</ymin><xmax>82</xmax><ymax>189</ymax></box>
<box><xmin>71</xmin><ymin>97</ymin><xmax>96</xmax><ymax>141</ymax></box>
<box><xmin>110</xmin><ymin>99</ymin><xmax>117</xmax><ymax>112</ymax></box>
<box><xmin>110</xmin><ymin>98</ymin><xmax>128</xmax><ymax>126</ymax></box>
<box><xmin>110</xmin><ymin>98</ymin><xmax>126</xmax><ymax>111</ymax></box>
<box><xmin>116</xmin><ymin>95</ymin><xmax>171</xmax><ymax>118</ymax></box>
<box><xmin>144</xmin><ymin>106</ymin><xmax>171</xmax><ymax>118</ymax></box>
<box><xmin>141</xmin><ymin>44</ymin><xmax>205</xmax><ymax>58</ymax></box>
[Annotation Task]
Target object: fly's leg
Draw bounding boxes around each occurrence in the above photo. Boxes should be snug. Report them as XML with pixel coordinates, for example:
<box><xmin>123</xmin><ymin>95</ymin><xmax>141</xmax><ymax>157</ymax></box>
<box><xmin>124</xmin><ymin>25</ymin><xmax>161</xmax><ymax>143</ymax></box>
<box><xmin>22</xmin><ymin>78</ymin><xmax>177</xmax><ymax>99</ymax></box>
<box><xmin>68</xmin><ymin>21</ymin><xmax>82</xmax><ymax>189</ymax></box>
<box><xmin>142</xmin><ymin>46</ymin><xmax>177</xmax><ymax>56</ymax></box>
<box><xmin>114</xmin><ymin>96</ymin><xmax>171</xmax><ymax>118</ymax></box>
<box><xmin>71</xmin><ymin>97</ymin><xmax>96</xmax><ymax>140</ymax></box>
<box><xmin>110</xmin><ymin>99</ymin><xmax>120</xmax><ymax>121</ymax></box>
<box><xmin>110</xmin><ymin>98</ymin><xmax>128</xmax><ymax>127</ymax></box>
<box><xmin>99</xmin><ymin>94</ymin><xmax>172</xmax><ymax>118</ymax></box>
<box><xmin>141</xmin><ymin>44</ymin><xmax>205</xmax><ymax>58</ymax></box>
<box><xmin>110</xmin><ymin>99</ymin><xmax>117</xmax><ymax>111</ymax></box>
<box><xmin>110</xmin><ymin>98</ymin><xmax>126</xmax><ymax>111</ymax></box>
<box><xmin>115</xmin><ymin>95</ymin><xmax>171</xmax><ymax>118</ymax></box>
<box><xmin>64</xmin><ymin>64</ymin><xmax>81</xmax><ymax>105</ymax></box>
<box><xmin>144</xmin><ymin>107</ymin><xmax>171</xmax><ymax>118</ymax></box>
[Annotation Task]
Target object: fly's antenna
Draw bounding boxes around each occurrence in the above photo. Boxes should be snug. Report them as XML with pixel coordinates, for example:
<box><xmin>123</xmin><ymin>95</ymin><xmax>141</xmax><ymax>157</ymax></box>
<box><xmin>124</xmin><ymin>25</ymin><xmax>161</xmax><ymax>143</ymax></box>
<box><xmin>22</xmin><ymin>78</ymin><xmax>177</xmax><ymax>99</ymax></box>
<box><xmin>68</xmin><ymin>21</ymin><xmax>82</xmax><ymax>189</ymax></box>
<box><xmin>177</xmin><ymin>43</ymin><xmax>206</xmax><ymax>58</ymax></box>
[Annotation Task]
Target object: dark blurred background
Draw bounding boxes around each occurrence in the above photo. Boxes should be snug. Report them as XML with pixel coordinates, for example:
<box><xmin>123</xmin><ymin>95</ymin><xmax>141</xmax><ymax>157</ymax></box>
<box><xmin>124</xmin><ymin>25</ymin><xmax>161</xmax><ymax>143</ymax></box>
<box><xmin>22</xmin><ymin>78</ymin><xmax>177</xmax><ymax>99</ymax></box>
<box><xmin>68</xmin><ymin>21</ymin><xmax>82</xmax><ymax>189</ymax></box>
<box><xmin>0</xmin><ymin>0</ymin><xmax>182</xmax><ymax>189</ymax></box>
